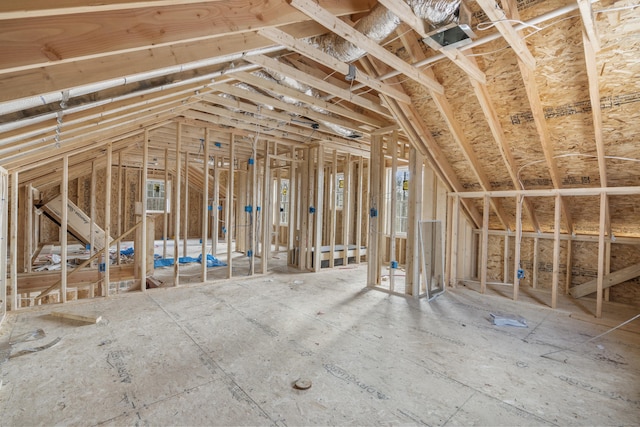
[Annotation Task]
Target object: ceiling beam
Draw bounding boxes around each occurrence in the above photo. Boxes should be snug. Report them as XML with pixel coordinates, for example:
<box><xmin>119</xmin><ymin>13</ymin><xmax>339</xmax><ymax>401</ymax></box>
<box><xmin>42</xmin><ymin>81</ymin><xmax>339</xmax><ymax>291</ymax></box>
<box><xmin>502</xmin><ymin>0</ymin><xmax>573</xmax><ymax>233</ymax></box>
<box><xmin>0</xmin><ymin>1</ymin><xmax>230</xmax><ymax>19</ymax></box>
<box><xmin>475</xmin><ymin>0</ymin><xmax>536</xmax><ymax>70</ymax></box>
<box><xmin>245</xmin><ymin>54</ymin><xmax>392</xmax><ymax>118</ymax></box>
<box><xmin>231</xmin><ymin>71</ymin><xmax>389</xmax><ymax>128</ymax></box>
<box><xmin>286</xmin><ymin>0</ymin><xmax>444</xmax><ymax>95</ymax></box>
<box><xmin>397</xmin><ymin>25</ymin><xmax>510</xmax><ymax>229</ymax></box>
<box><xmin>0</xmin><ymin>21</ymin><xmax>328</xmax><ymax>104</ymax></box>
<box><xmin>577</xmin><ymin>0</ymin><xmax>601</xmax><ymax>52</ymax></box>
<box><xmin>205</xmin><ymin>85</ymin><xmax>370</xmax><ymax>134</ymax></box>
<box><xmin>582</xmin><ymin>29</ymin><xmax>610</xmax><ymax>233</ymax></box>
<box><xmin>0</xmin><ymin>0</ymin><xmax>374</xmax><ymax>71</ymax></box>
<box><xmin>361</xmin><ymin>56</ymin><xmax>482</xmax><ymax>227</ymax></box>
<box><xmin>257</xmin><ymin>27</ymin><xmax>411</xmax><ymax>104</ymax></box>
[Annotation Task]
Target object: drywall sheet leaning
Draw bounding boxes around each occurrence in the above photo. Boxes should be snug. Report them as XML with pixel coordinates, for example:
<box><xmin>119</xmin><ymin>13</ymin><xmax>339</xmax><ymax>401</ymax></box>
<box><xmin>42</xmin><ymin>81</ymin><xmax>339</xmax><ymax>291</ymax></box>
<box><xmin>38</xmin><ymin>194</ymin><xmax>112</xmax><ymax>252</ymax></box>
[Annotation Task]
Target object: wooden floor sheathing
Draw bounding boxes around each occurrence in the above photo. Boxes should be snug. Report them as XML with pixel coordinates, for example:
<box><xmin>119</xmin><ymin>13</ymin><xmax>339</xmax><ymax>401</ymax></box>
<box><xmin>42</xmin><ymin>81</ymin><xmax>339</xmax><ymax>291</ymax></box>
<box><xmin>1</xmin><ymin>263</ymin><xmax>639</xmax><ymax>426</ymax></box>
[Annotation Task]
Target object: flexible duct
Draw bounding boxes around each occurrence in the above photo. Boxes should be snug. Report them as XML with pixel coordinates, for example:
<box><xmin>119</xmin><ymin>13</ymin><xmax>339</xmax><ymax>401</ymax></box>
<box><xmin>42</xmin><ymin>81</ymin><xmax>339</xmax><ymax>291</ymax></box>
<box><xmin>248</xmin><ymin>0</ymin><xmax>461</xmax><ymax>138</ymax></box>
<box><xmin>308</xmin><ymin>0</ymin><xmax>460</xmax><ymax>63</ymax></box>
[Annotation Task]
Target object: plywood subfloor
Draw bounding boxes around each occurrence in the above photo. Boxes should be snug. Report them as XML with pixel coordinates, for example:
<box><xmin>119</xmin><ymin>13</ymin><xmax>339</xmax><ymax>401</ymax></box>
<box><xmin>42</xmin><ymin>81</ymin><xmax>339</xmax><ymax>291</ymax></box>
<box><xmin>1</xmin><ymin>264</ymin><xmax>639</xmax><ymax>426</ymax></box>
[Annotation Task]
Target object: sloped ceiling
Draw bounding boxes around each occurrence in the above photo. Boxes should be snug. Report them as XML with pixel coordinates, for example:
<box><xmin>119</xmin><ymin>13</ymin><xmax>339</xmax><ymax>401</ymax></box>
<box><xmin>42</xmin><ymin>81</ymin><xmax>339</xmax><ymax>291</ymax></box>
<box><xmin>0</xmin><ymin>0</ymin><xmax>639</xmax><ymax>237</ymax></box>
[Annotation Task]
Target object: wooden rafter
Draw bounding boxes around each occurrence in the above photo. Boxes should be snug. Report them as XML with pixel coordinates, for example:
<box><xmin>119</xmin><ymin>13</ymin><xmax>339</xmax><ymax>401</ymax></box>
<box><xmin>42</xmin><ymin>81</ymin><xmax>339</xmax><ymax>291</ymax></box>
<box><xmin>203</xmin><ymin>87</ymin><xmax>370</xmax><ymax>134</ymax></box>
<box><xmin>257</xmin><ymin>27</ymin><xmax>410</xmax><ymax>103</ymax></box>
<box><xmin>581</xmin><ymin>24</ymin><xmax>610</xmax><ymax>234</ymax></box>
<box><xmin>232</xmin><ymin>71</ymin><xmax>389</xmax><ymax>128</ymax></box>
<box><xmin>397</xmin><ymin>26</ymin><xmax>510</xmax><ymax>229</ymax></box>
<box><xmin>286</xmin><ymin>0</ymin><xmax>444</xmax><ymax>94</ymax></box>
<box><xmin>0</xmin><ymin>0</ymin><xmax>374</xmax><ymax>71</ymax></box>
<box><xmin>245</xmin><ymin>55</ymin><xmax>392</xmax><ymax>118</ymax></box>
<box><xmin>0</xmin><ymin>21</ymin><xmax>327</xmax><ymax>103</ymax></box>
<box><xmin>361</xmin><ymin>56</ymin><xmax>482</xmax><ymax>227</ymax></box>
<box><xmin>475</xmin><ymin>0</ymin><xmax>536</xmax><ymax>69</ymax></box>
<box><xmin>577</xmin><ymin>0</ymin><xmax>601</xmax><ymax>52</ymax></box>
<box><xmin>501</xmin><ymin>0</ymin><xmax>574</xmax><ymax>234</ymax></box>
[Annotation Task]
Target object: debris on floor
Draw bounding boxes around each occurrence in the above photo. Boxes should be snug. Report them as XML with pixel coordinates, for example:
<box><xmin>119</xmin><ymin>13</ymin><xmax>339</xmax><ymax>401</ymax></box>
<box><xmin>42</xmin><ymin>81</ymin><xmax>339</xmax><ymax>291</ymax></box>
<box><xmin>9</xmin><ymin>329</ymin><xmax>46</xmax><ymax>345</ymax></box>
<box><xmin>489</xmin><ymin>312</ymin><xmax>528</xmax><ymax>328</ymax></box>
<box><xmin>293</xmin><ymin>378</ymin><xmax>312</xmax><ymax>390</ymax></box>
<box><xmin>50</xmin><ymin>311</ymin><xmax>102</xmax><ymax>324</ymax></box>
<box><xmin>9</xmin><ymin>337</ymin><xmax>62</xmax><ymax>359</ymax></box>
<box><xmin>146</xmin><ymin>276</ymin><xmax>163</xmax><ymax>289</ymax></box>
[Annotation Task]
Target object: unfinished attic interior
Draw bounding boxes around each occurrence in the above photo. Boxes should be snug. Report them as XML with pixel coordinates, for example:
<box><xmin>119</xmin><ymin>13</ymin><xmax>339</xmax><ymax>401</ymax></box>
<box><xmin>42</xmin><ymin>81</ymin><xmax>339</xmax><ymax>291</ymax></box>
<box><xmin>1</xmin><ymin>0</ymin><xmax>640</xmax><ymax>425</ymax></box>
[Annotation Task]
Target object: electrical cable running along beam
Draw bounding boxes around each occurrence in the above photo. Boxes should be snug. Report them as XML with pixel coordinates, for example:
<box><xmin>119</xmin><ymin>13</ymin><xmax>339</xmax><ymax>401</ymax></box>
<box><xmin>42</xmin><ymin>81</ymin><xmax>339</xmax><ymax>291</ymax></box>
<box><xmin>286</xmin><ymin>0</ymin><xmax>445</xmax><ymax>95</ymax></box>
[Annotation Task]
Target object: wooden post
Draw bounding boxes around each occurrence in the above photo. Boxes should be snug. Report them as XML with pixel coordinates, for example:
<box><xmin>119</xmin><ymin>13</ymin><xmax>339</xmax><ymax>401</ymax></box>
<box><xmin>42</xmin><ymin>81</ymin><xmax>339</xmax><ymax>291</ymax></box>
<box><xmin>503</xmin><ymin>231</ymin><xmax>510</xmax><ymax>284</ymax></box>
<box><xmin>90</xmin><ymin>161</ymin><xmax>96</xmax><ymax>276</ymax></box>
<box><xmin>275</xmin><ymin>168</ymin><xmax>281</xmax><ymax>253</ymax></box>
<box><xmin>117</xmin><ymin>152</ymin><xmax>123</xmax><ymax>265</ymax></box>
<box><xmin>355</xmin><ymin>156</ymin><xmax>364</xmax><ymax>264</ymax></box>
<box><xmin>183</xmin><ymin>151</ymin><xmax>189</xmax><ymax>257</ymax></box>
<box><xmin>201</xmin><ymin>129</ymin><xmax>210</xmax><ymax>281</ymax></box>
<box><xmin>604</xmin><ymin>241</ymin><xmax>611</xmax><ymax>301</ymax></box>
<box><xmin>10</xmin><ymin>172</ymin><xmax>18</xmax><ymax>310</ymax></box>
<box><xmin>403</xmin><ymin>150</ymin><xmax>424</xmax><ymax>297</ymax></box>
<box><xmin>163</xmin><ymin>148</ymin><xmax>169</xmax><ymax>259</ymax></box>
<box><xmin>445</xmin><ymin>195</ymin><xmax>453</xmax><ymax>286</ymax></box>
<box><xmin>389</xmin><ymin>134</ymin><xmax>398</xmax><ymax>293</ymax></box>
<box><xmin>565</xmin><ymin>236</ymin><xmax>573</xmax><ymax>294</ymax></box>
<box><xmin>249</xmin><ymin>142</ymin><xmax>258</xmax><ymax>275</ymax></box>
<box><xmin>300</xmin><ymin>148</ymin><xmax>315</xmax><ymax>270</ymax></box>
<box><xmin>329</xmin><ymin>150</ymin><xmax>337</xmax><ymax>269</ymax></box>
<box><xmin>513</xmin><ymin>195</ymin><xmax>523</xmax><ymax>300</ymax></box>
<box><xmin>342</xmin><ymin>153</ymin><xmax>351</xmax><ymax>267</ymax></box>
<box><xmin>103</xmin><ymin>144</ymin><xmax>112</xmax><ymax>297</ymax></box>
<box><xmin>313</xmin><ymin>147</ymin><xmax>325</xmax><ymax>273</ymax></box>
<box><xmin>227</xmin><ymin>134</ymin><xmax>235</xmax><ymax>279</ymax></box>
<box><xmin>140</xmin><ymin>135</ymin><xmax>148</xmax><ymax>291</ymax></box>
<box><xmin>26</xmin><ymin>184</ymin><xmax>34</xmax><ymax>273</ymax></box>
<box><xmin>532</xmin><ymin>236</ymin><xmax>539</xmax><ymax>289</ymax></box>
<box><xmin>450</xmin><ymin>195</ymin><xmax>460</xmax><ymax>288</ymax></box>
<box><xmin>212</xmin><ymin>155</ymin><xmax>220</xmax><ymax>256</ymax></box>
<box><xmin>0</xmin><ymin>169</ymin><xmax>8</xmax><ymax>315</ymax></box>
<box><xmin>288</xmin><ymin>148</ymin><xmax>297</xmax><ymax>266</ymax></box>
<box><xmin>480</xmin><ymin>195</ymin><xmax>490</xmax><ymax>294</ymax></box>
<box><xmin>261</xmin><ymin>141</ymin><xmax>272</xmax><ymax>274</ymax></box>
<box><xmin>551</xmin><ymin>194</ymin><xmax>562</xmax><ymax>309</ymax></box>
<box><xmin>596</xmin><ymin>192</ymin><xmax>606</xmax><ymax>318</ymax></box>
<box><xmin>61</xmin><ymin>155</ymin><xmax>69</xmax><ymax>303</ymax></box>
<box><xmin>174</xmin><ymin>124</ymin><xmax>182</xmax><ymax>286</ymax></box>
<box><xmin>367</xmin><ymin>136</ymin><xmax>382</xmax><ymax>287</ymax></box>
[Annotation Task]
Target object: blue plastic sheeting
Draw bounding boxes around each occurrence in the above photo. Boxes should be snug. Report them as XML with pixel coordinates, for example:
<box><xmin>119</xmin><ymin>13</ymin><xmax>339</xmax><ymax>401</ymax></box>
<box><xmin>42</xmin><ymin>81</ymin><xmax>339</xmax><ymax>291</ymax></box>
<box><xmin>198</xmin><ymin>253</ymin><xmax>227</xmax><ymax>268</ymax></box>
<box><xmin>153</xmin><ymin>253</ymin><xmax>226</xmax><ymax>269</ymax></box>
<box><xmin>154</xmin><ymin>258</ymin><xmax>174</xmax><ymax>268</ymax></box>
<box><xmin>120</xmin><ymin>247</ymin><xmax>135</xmax><ymax>256</ymax></box>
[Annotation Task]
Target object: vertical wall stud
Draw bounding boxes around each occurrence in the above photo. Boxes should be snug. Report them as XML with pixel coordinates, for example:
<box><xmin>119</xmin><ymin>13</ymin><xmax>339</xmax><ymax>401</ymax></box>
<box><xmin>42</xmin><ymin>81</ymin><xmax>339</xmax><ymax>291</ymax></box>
<box><xmin>10</xmin><ymin>172</ymin><xmax>19</xmax><ymax>309</ymax></box>
<box><xmin>480</xmin><ymin>195</ymin><xmax>490</xmax><ymax>294</ymax></box>
<box><xmin>551</xmin><ymin>194</ymin><xmax>562</xmax><ymax>309</ymax></box>
<box><xmin>174</xmin><ymin>124</ymin><xmax>182</xmax><ymax>286</ymax></box>
<box><xmin>104</xmin><ymin>144</ymin><xmax>112</xmax><ymax>297</ymax></box>
<box><xmin>513</xmin><ymin>195</ymin><xmax>523</xmax><ymax>300</ymax></box>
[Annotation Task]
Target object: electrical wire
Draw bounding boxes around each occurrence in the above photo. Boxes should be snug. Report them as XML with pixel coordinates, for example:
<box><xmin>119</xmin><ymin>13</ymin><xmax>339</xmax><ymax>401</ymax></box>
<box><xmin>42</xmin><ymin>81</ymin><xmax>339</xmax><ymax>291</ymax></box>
<box><xmin>594</xmin><ymin>4</ymin><xmax>640</xmax><ymax>13</ymax></box>
<box><xmin>476</xmin><ymin>19</ymin><xmax>541</xmax><ymax>32</ymax></box>
<box><xmin>540</xmin><ymin>313</ymin><xmax>640</xmax><ymax>359</ymax></box>
<box><xmin>467</xmin><ymin>14</ymin><xmax>581</xmax><ymax>58</ymax></box>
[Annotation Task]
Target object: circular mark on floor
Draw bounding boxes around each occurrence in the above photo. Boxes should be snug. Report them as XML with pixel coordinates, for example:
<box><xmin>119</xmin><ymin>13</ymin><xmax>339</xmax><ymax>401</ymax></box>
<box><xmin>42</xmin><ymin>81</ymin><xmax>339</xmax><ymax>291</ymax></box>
<box><xmin>294</xmin><ymin>378</ymin><xmax>312</xmax><ymax>390</ymax></box>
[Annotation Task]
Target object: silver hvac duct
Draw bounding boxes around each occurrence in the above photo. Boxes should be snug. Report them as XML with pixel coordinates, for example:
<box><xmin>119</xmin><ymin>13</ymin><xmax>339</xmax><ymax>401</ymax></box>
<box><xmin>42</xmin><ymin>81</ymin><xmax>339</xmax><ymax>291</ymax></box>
<box><xmin>250</xmin><ymin>0</ymin><xmax>460</xmax><ymax>138</ymax></box>
<box><xmin>308</xmin><ymin>0</ymin><xmax>460</xmax><ymax>63</ymax></box>
<box><xmin>250</xmin><ymin>69</ymin><xmax>358</xmax><ymax>138</ymax></box>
